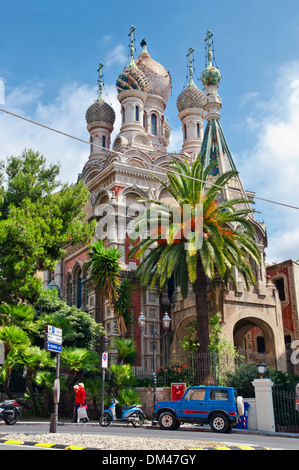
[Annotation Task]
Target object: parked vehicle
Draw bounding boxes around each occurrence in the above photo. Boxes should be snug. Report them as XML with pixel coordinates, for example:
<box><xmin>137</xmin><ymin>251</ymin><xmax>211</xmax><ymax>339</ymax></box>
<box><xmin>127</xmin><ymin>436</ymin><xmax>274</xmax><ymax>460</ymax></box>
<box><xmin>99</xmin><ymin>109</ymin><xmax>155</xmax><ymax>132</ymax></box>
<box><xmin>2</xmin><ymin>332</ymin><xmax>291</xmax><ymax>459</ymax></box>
<box><xmin>99</xmin><ymin>398</ymin><xmax>145</xmax><ymax>427</ymax></box>
<box><xmin>153</xmin><ymin>386</ymin><xmax>244</xmax><ymax>433</ymax></box>
<box><xmin>0</xmin><ymin>400</ymin><xmax>21</xmax><ymax>425</ymax></box>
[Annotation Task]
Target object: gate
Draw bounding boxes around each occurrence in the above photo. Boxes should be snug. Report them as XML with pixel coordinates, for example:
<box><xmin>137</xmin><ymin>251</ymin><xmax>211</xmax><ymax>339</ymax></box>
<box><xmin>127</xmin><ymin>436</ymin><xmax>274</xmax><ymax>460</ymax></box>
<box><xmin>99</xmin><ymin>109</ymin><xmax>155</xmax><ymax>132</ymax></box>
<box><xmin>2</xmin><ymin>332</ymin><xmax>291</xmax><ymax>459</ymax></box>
<box><xmin>273</xmin><ymin>388</ymin><xmax>299</xmax><ymax>433</ymax></box>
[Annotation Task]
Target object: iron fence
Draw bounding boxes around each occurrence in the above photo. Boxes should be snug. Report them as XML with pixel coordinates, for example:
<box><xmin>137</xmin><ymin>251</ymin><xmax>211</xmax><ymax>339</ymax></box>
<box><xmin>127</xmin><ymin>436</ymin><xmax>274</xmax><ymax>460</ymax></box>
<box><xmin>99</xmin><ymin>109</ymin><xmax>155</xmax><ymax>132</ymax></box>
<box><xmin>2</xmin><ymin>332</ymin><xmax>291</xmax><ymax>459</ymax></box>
<box><xmin>273</xmin><ymin>388</ymin><xmax>299</xmax><ymax>433</ymax></box>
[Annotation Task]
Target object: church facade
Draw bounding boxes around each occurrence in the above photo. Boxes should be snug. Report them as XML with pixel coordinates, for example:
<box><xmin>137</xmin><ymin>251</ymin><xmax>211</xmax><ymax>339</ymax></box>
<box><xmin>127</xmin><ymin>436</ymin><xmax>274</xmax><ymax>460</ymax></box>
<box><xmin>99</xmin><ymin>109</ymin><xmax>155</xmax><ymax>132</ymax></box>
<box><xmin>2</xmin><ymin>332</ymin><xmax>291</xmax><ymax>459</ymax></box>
<box><xmin>44</xmin><ymin>27</ymin><xmax>296</xmax><ymax>375</ymax></box>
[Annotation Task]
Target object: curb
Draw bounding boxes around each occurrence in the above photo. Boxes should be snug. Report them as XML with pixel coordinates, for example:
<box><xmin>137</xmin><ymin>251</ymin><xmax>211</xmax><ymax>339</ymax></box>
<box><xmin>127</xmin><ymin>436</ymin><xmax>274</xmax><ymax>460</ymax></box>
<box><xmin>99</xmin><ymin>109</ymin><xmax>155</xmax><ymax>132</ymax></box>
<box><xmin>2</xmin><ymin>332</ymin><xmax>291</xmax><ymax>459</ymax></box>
<box><xmin>0</xmin><ymin>438</ymin><xmax>270</xmax><ymax>451</ymax></box>
<box><xmin>0</xmin><ymin>438</ymin><xmax>99</xmax><ymax>450</ymax></box>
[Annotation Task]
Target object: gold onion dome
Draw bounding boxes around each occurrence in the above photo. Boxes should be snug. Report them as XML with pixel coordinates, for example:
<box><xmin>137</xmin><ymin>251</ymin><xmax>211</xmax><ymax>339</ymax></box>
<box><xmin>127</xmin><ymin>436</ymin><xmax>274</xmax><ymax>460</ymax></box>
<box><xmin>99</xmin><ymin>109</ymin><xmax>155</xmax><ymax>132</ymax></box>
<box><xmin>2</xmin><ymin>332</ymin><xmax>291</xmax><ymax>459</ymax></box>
<box><xmin>135</xmin><ymin>39</ymin><xmax>172</xmax><ymax>102</ymax></box>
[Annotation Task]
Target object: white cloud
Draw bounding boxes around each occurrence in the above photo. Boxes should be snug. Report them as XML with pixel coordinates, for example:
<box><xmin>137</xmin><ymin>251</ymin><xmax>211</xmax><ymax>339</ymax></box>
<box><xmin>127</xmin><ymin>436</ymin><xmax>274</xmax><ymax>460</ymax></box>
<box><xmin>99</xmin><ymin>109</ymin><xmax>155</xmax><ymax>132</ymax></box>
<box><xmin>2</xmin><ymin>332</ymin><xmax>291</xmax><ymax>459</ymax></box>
<box><xmin>168</xmin><ymin>126</ymin><xmax>183</xmax><ymax>153</ymax></box>
<box><xmin>236</xmin><ymin>60</ymin><xmax>299</xmax><ymax>263</ymax></box>
<box><xmin>106</xmin><ymin>44</ymin><xmax>127</xmax><ymax>70</ymax></box>
<box><xmin>0</xmin><ymin>81</ymin><xmax>123</xmax><ymax>185</ymax></box>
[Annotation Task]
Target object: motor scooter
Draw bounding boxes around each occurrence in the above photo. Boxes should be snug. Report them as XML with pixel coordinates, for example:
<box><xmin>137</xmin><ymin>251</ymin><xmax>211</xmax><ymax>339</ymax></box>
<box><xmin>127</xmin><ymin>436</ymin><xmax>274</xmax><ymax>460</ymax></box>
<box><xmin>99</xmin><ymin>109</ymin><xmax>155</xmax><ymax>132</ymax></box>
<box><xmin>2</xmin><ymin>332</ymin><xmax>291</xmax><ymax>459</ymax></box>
<box><xmin>99</xmin><ymin>398</ymin><xmax>145</xmax><ymax>427</ymax></box>
<box><xmin>0</xmin><ymin>399</ymin><xmax>21</xmax><ymax>425</ymax></box>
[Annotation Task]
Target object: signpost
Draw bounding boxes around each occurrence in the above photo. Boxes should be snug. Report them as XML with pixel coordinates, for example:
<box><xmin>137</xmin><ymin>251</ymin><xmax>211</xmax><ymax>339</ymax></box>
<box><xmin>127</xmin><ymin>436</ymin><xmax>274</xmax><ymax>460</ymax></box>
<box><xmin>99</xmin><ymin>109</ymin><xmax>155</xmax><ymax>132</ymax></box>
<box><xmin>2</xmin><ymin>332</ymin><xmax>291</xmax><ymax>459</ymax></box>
<box><xmin>101</xmin><ymin>336</ymin><xmax>109</xmax><ymax>416</ymax></box>
<box><xmin>101</xmin><ymin>351</ymin><xmax>108</xmax><ymax>415</ymax></box>
<box><xmin>45</xmin><ymin>325</ymin><xmax>62</xmax><ymax>433</ymax></box>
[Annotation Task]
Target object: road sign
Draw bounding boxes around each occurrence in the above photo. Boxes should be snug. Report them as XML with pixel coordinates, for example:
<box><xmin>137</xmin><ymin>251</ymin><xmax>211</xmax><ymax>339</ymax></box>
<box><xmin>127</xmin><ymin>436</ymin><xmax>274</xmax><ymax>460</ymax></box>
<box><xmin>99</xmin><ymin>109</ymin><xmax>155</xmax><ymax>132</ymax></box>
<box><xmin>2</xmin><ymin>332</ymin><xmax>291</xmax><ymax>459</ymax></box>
<box><xmin>46</xmin><ymin>342</ymin><xmax>62</xmax><ymax>353</ymax></box>
<box><xmin>45</xmin><ymin>332</ymin><xmax>62</xmax><ymax>345</ymax></box>
<box><xmin>102</xmin><ymin>352</ymin><xmax>108</xmax><ymax>368</ymax></box>
<box><xmin>46</xmin><ymin>325</ymin><xmax>62</xmax><ymax>336</ymax></box>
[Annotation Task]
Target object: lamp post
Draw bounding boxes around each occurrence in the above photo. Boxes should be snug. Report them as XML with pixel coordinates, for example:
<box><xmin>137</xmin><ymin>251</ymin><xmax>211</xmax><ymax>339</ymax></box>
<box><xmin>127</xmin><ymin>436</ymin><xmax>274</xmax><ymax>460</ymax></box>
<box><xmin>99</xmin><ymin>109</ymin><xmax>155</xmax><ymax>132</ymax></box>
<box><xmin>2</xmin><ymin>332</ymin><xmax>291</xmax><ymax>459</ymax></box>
<box><xmin>138</xmin><ymin>311</ymin><xmax>171</xmax><ymax>423</ymax></box>
<box><xmin>257</xmin><ymin>361</ymin><xmax>267</xmax><ymax>379</ymax></box>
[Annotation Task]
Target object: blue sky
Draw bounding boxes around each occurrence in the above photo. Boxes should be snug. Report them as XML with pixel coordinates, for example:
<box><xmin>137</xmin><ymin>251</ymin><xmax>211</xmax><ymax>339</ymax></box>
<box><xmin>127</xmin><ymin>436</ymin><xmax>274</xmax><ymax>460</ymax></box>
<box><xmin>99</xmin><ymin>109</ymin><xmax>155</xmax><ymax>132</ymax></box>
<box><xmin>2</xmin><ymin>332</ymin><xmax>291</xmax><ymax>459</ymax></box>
<box><xmin>1</xmin><ymin>0</ymin><xmax>299</xmax><ymax>263</ymax></box>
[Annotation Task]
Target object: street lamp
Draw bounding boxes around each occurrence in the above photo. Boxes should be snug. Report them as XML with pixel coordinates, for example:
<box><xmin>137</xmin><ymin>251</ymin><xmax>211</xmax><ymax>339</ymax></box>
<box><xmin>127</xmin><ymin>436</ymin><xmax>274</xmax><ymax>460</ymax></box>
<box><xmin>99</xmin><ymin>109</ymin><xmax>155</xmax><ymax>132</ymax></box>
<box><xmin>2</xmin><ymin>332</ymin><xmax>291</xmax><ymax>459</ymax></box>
<box><xmin>138</xmin><ymin>311</ymin><xmax>171</xmax><ymax>424</ymax></box>
<box><xmin>257</xmin><ymin>361</ymin><xmax>267</xmax><ymax>379</ymax></box>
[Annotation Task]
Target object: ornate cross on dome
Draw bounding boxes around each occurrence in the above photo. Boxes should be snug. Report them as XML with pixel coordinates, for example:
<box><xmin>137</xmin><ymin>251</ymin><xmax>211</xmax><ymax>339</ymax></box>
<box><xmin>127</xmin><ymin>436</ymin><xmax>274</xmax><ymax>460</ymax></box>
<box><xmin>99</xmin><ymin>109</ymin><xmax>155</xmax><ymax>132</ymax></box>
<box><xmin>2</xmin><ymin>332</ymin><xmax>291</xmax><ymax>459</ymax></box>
<box><xmin>128</xmin><ymin>25</ymin><xmax>136</xmax><ymax>67</ymax></box>
<box><xmin>204</xmin><ymin>29</ymin><xmax>214</xmax><ymax>64</ymax></box>
<box><xmin>97</xmin><ymin>62</ymin><xmax>104</xmax><ymax>101</ymax></box>
<box><xmin>186</xmin><ymin>46</ymin><xmax>196</xmax><ymax>87</ymax></box>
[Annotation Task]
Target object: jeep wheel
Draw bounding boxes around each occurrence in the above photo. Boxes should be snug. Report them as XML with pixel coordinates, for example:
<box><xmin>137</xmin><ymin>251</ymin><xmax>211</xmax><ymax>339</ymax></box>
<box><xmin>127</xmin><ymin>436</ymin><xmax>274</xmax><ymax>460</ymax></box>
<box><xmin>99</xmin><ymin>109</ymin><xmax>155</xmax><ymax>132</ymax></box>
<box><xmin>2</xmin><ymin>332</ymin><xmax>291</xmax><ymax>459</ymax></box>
<box><xmin>209</xmin><ymin>414</ymin><xmax>229</xmax><ymax>433</ymax></box>
<box><xmin>158</xmin><ymin>411</ymin><xmax>177</xmax><ymax>430</ymax></box>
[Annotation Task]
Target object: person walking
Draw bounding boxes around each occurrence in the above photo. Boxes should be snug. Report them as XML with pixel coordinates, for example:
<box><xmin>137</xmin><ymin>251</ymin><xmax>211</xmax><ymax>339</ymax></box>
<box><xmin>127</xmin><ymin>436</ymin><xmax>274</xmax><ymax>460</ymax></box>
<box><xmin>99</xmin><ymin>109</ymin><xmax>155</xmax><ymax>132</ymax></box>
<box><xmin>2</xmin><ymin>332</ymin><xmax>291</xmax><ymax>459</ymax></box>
<box><xmin>73</xmin><ymin>384</ymin><xmax>80</xmax><ymax>423</ymax></box>
<box><xmin>77</xmin><ymin>382</ymin><xmax>89</xmax><ymax>423</ymax></box>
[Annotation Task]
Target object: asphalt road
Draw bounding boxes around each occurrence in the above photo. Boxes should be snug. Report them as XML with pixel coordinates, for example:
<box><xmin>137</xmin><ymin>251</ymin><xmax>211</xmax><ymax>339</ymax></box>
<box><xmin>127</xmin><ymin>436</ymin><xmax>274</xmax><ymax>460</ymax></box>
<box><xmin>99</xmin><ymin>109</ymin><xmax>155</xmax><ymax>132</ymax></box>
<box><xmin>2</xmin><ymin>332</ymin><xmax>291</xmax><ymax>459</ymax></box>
<box><xmin>0</xmin><ymin>422</ymin><xmax>298</xmax><ymax>450</ymax></box>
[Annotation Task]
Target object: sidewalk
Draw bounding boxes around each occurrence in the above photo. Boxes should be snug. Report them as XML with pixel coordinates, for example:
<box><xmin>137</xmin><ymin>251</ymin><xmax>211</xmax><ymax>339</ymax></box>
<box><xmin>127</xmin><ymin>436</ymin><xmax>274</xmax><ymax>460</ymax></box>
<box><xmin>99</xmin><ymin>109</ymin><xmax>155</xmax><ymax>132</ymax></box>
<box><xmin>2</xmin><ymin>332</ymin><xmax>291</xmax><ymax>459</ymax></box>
<box><xmin>2</xmin><ymin>419</ymin><xmax>298</xmax><ymax>439</ymax></box>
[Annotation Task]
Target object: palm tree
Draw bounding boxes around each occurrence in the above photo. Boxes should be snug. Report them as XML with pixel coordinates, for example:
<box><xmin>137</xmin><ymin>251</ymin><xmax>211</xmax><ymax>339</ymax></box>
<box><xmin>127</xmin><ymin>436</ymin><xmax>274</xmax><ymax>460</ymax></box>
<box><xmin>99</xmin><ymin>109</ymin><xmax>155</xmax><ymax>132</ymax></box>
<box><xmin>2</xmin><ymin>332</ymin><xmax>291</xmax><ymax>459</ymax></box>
<box><xmin>0</xmin><ymin>325</ymin><xmax>30</xmax><ymax>398</ymax></box>
<box><xmin>113</xmin><ymin>337</ymin><xmax>137</xmax><ymax>364</ymax></box>
<box><xmin>86</xmin><ymin>240</ymin><xmax>127</xmax><ymax>337</ymax></box>
<box><xmin>129</xmin><ymin>155</ymin><xmax>261</xmax><ymax>384</ymax></box>
<box><xmin>21</xmin><ymin>346</ymin><xmax>55</xmax><ymax>413</ymax></box>
<box><xmin>61</xmin><ymin>347</ymin><xmax>100</xmax><ymax>387</ymax></box>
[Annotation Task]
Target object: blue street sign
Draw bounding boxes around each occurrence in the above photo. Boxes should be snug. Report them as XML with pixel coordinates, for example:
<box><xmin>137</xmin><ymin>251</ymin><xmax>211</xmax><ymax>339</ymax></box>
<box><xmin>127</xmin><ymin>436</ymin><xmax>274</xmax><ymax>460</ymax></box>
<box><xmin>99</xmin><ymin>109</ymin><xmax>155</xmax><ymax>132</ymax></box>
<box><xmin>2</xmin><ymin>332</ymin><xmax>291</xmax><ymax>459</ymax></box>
<box><xmin>46</xmin><ymin>342</ymin><xmax>62</xmax><ymax>353</ymax></box>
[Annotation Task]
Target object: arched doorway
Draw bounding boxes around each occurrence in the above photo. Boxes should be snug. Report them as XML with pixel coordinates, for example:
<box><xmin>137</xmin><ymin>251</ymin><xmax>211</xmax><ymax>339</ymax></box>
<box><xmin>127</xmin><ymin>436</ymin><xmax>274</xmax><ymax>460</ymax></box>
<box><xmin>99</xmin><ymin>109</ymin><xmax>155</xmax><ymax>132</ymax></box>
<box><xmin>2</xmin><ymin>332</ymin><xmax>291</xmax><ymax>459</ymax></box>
<box><xmin>233</xmin><ymin>317</ymin><xmax>277</xmax><ymax>368</ymax></box>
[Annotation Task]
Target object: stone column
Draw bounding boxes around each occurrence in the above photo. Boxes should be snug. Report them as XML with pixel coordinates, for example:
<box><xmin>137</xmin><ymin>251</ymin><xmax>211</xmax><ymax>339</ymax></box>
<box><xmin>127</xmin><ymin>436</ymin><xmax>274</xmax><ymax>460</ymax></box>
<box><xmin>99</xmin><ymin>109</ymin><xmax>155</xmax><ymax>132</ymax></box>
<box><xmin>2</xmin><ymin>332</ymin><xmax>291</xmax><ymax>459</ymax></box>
<box><xmin>252</xmin><ymin>378</ymin><xmax>275</xmax><ymax>432</ymax></box>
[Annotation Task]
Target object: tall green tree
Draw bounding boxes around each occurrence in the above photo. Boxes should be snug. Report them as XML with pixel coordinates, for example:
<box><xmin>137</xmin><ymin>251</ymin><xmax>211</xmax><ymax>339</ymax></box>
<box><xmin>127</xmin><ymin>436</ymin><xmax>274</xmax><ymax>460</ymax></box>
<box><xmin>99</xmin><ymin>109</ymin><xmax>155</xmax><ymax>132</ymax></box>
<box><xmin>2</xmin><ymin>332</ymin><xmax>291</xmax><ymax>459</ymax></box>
<box><xmin>86</xmin><ymin>240</ymin><xmax>127</xmax><ymax>337</ymax></box>
<box><xmin>129</xmin><ymin>155</ymin><xmax>261</xmax><ymax>383</ymax></box>
<box><xmin>0</xmin><ymin>149</ymin><xmax>96</xmax><ymax>303</ymax></box>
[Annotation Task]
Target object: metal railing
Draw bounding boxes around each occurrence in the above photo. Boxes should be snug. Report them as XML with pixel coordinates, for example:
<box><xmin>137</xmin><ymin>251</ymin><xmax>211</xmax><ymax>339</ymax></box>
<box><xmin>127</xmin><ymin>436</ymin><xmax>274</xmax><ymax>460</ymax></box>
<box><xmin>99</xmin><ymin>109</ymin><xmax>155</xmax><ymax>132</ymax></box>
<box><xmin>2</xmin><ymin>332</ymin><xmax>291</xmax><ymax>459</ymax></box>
<box><xmin>273</xmin><ymin>388</ymin><xmax>299</xmax><ymax>433</ymax></box>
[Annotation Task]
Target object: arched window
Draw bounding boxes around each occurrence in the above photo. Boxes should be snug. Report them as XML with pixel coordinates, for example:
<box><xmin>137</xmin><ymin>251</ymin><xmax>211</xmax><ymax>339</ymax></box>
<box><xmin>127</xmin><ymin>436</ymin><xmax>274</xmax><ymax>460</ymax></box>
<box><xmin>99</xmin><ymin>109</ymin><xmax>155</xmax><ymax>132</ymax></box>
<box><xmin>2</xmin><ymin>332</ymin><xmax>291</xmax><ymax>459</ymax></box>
<box><xmin>102</xmin><ymin>136</ymin><xmax>106</xmax><ymax>148</ymax></box>
<box><xmin>122</xmin><ymin>107</ymin><xmax>125</xmax><ymax>123</ymax></box>
<box><xmin>135</xmin><ymin>106</ymin><xmax>139</xmax><ymax>122</ymax></box>
<box><xmin>66</xmin><ymin>275</ymin><xmax>72</xmax><ymax>306</ymax></box>
<box><xmin>151</xmin><ymin>114</ymin><xmax>157</xmax><ymax>135</ymax></box>
<box><xmin>76</xmin><ymin>269</ymin><xmax>82</xmax><ymax>309</ymax></box>
<box><xmin>274</xmin><ymin>277</ymin><xmax>286</xmax><ymax>301</ymax></box>
<box><xmin>197</xmin><ymin>123</ymin><xmax>200</xmax><ymax>138</ymax></box>
<box><xmin>184</xmin><ymin>124</ymin><xmax>187</xmax><ymax>140</ymax></box>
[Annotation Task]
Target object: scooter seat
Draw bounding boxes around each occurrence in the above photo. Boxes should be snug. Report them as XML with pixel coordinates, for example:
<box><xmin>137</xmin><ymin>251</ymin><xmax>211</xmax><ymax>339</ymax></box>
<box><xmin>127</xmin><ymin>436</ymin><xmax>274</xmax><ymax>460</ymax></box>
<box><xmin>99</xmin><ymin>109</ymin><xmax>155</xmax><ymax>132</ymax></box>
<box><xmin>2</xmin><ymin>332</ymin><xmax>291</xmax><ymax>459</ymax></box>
<box><xmin>122</xmin><ymin>405</ymin><xmax>137</xmax><ymax>410</ymax></box>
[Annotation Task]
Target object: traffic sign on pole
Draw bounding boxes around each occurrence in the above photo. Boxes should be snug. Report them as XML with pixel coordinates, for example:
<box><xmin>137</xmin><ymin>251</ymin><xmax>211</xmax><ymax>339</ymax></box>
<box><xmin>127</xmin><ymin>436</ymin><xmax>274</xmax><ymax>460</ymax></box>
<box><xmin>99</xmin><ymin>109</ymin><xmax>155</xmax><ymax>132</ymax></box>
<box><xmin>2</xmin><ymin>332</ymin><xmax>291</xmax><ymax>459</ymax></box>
<box><xmin>102</xmin><ymin>352</ymin><xmax>108</xmax><ymax>368</ymax></box>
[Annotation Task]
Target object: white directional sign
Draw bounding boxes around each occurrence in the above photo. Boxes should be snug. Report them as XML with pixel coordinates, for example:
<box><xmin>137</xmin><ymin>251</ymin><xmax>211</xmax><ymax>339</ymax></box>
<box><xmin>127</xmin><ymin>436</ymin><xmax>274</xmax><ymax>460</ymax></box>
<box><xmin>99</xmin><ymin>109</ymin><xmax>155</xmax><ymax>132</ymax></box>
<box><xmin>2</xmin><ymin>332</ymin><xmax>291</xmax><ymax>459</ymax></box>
<box><xmin>46</xmin><ymin>325</ymin><xmax>62</xmax><ymax>336</ymax></box>
<box><xmin>45</xmin><ymin>325</ymin><xmax>62</xmax><ymax>353</ymax></box>
<box><xmin>46</xmin><ymin>333</ymin><xmax>62</xmax><ymax>344</ymax></box>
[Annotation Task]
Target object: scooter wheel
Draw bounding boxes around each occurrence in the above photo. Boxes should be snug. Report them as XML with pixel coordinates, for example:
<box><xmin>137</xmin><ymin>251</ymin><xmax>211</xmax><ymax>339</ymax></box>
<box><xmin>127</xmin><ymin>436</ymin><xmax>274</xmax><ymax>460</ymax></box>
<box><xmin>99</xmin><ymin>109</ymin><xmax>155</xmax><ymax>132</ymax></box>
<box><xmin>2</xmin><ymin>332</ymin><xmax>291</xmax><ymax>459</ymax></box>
<box><xmin>4</xmin><ymin>416</ymin><xmax>18</xmax><ymax>425</ymax></box>
<box><xmin>132</xmin><ymin>411</ymin><xmax>144</xmax><ymax>427</ymax></box>
<box><xmin>4</xmin><ymin>411</ymin><xmax>19</xmax><ymax>425</ymax></box>
<box><xmin>99</xmin><ymin>412</ymin><xmax>112</xmax><ymax>427</ymax></box>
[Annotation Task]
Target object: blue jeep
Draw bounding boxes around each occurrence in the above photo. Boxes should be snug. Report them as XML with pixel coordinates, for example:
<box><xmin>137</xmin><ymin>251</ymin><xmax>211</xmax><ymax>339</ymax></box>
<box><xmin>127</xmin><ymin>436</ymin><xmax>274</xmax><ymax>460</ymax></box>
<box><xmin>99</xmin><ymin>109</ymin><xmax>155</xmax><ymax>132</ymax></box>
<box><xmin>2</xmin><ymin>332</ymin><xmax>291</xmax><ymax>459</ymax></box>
<box><xmin>153</xmin><ymin>386</ymin><xmax>244</xmax><ymax>433</ymax></box>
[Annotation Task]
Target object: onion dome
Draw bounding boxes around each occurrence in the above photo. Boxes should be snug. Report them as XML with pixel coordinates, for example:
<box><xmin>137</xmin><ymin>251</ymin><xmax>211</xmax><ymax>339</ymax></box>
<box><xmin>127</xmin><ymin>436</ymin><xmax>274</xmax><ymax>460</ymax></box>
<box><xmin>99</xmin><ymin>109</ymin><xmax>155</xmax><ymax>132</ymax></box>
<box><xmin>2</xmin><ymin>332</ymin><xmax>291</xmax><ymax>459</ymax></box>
<box><xmin>135</xmin><ymin>39</ymin><xmax>172</xmax><ymax>102</ymax></box>
<box><xmin>85</xmin><ymin>62</ymin><xmax>115</xmax><ymax>125</ymax></box>
<box><xmin>177</xmin><ymin>86</ymin><xmax>205</xmax><ymax>113</ymax></box>
<box><xmin>164</xmin><ymin>120</ymin><xmax>171</xmax><ymax>139</ymax></box>
<box><xmin>116</xmin><ymin>26</ymin><xmax>149</xmax><ymax>94</ymax></box>
<box><xmin>85</xmin><ymin>100</ymin><xmax>115</xmax><ymax>125</ymax></box>
<box><xmin>116</xmin><ymin>66</ymin><xmax>149</xmax><ymax>94</ymax></box>
<box><xmin>200</xmin><ymin>30</ymin><xmax>222</xmax><ymax>87</ymax></box>
<box><xmin>176</xmin><ymin>46</ymin><xmax>205</xmax><ymax>113</ymax></box>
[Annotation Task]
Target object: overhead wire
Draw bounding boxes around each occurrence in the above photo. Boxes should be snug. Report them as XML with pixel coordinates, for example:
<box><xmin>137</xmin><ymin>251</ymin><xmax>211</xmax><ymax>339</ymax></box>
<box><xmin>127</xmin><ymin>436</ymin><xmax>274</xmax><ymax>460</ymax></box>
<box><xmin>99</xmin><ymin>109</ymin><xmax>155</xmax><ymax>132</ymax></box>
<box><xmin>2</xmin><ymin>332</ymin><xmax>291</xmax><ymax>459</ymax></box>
<box><xmin>0</xmin><ymin>106</ymin><xmax>299</xmax><ymax>211</ymax></box>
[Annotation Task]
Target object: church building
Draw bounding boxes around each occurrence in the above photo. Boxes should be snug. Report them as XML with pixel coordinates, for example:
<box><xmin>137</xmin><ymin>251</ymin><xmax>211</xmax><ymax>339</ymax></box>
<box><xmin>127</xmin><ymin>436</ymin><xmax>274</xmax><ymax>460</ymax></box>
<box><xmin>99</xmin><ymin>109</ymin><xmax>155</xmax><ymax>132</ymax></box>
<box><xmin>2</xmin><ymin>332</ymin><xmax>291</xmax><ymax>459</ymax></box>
<box><xmin>44</xmin><ymin>27</ymin><xmax>296</xmax><ymax>375</ymax></box>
